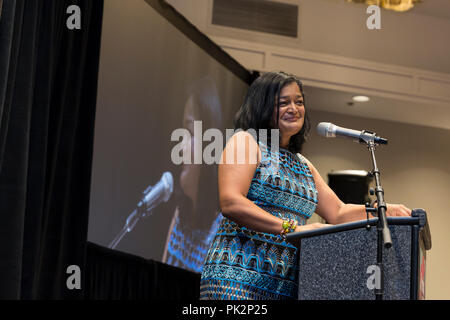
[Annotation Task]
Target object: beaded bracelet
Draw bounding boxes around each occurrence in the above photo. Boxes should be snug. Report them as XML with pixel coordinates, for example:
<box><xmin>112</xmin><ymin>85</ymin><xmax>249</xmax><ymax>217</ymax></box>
<box><xmin>289</xmin><ymin>219</ymin><xmax>298</xmax><ymax>233</ymax></box>
<box><xmin>281</xmin><ymin>218</ymin><xmax>298</xmax><ymax>235</ymax></box>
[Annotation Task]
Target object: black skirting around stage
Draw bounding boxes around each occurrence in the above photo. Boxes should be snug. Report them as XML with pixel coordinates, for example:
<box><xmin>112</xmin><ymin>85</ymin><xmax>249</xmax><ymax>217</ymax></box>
<box><xmin>85</xmin><ymin>242</ymin><xmax>201</xmax><ymax>300</ymax></box>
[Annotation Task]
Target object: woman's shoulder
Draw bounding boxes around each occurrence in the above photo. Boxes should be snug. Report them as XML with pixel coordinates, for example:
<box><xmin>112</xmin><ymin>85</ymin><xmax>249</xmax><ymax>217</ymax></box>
<box><xmin>223</xmin><ymin>130</ymin><xmax>262</xmax><ymax>165</ymax></box>
<box><xmin>225</xmin><ymin>130</ymin><xmax>261</xmax><ymax>149</ymax></box>
<box><xmin>294</xmin><ymin>153</ymin><xmax>318</xmax><ymax>177</ymax></box>
<box><xmin>295</xmin><ymin>152</ymin><xmax>308</xmax><ymax>164</ymax></box>
<box><xmin>227</xmin><ymin>129</ymin><xmax>258</xmax><ymax>142</ymax></box>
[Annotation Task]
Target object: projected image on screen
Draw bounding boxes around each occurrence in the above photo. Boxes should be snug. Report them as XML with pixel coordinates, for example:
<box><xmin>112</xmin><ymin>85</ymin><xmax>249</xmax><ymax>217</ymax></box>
<box><xmin>162</xmin><ymin>76</ymin><xmax>224</xmax><ymax>271</ymax></box>
<box><xmin>87</xmin><ymin>0</ymin><xmax>249</xmax><ymax>273</ymax></box>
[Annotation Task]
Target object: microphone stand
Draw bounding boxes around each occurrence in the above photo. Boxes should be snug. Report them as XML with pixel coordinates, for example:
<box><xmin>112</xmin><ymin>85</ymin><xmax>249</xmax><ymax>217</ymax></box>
<box><xmin>108</xmin><ymin>201</ymin><xmax>148</xmax><ymax>249</ymax></box>
<box><xmin>363</xmin><ymin>134</ymin><xmax>392</xmax><ymax>301</ymax></box>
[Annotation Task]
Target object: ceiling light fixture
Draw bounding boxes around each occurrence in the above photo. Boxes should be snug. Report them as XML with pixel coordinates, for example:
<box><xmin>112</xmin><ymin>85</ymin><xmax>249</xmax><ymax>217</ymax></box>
<box><xmin>352</xmin><ymin>95</ymin><xmax>370</xmax><ymax>102</ymax></box>
<box><xmin>345</xmin><ymin>0</ymin><xmax>422</xmax><ymax>12</ymax></box>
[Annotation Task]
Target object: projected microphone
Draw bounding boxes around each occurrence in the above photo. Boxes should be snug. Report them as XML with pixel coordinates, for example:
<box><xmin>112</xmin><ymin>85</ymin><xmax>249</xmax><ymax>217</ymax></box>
<box><xmin>317</xmin><ymin>122</ymin><xmax>388</xmax><ymax>145</ymax></box>
<box><xmin>109</xmin><ymin>171</ymin><xmax>174</xmax><ymax>249</ymax></box>
<box><xmin>136</xmin><ymin>171</ymin><xmax>174</xmax><ymax>216</ymax></box>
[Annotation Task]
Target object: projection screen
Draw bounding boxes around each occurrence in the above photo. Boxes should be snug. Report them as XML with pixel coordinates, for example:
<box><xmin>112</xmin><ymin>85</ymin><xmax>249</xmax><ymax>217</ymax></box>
<box><xmin>88</xmin><ymin>0</ymin><xmax>250</xmax><ymax>273</ymax></box>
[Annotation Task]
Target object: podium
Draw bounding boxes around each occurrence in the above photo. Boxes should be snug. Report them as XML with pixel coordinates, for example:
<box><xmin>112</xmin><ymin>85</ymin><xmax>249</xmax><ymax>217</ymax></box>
<box><xmin>286</xmin><ymin>209</ymin><xmax>431</xmax><ymax>300</ymax></box>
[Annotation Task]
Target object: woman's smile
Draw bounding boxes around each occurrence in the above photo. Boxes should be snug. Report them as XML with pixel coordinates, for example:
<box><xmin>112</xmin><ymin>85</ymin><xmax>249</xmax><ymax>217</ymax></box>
<box><xmin>282</xmin><ymin>115</ymin><xmax>300</xmax><ymax>122</ymax></box>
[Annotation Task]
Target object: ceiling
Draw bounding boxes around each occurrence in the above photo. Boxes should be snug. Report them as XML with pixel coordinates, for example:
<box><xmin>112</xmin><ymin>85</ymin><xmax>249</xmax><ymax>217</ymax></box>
<box><xmin>165</xmin><ymin>0</ymin><xmax>450</xmax><ymax>130</ymax></box>
<box><xmin>283</xmin><ymin>0</ymin><xmax>450</xmax><ymax>131</ymax></box>
<box><xmin>409</xmin><ymin>0</ymin><xmax>450</xmax><ymax>20</ymax></box>
<box><xmin>304</xmin><ymin>85</ymin><xmax>450</xmax><ymax>130</ymax></box>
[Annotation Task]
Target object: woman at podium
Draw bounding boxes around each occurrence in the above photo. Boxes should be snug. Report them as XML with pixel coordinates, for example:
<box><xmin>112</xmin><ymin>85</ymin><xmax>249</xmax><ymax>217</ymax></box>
<box><xmin>199</xmin><ymin>71</ymin><xmax>411</xmax><ymax>300</ymax></box>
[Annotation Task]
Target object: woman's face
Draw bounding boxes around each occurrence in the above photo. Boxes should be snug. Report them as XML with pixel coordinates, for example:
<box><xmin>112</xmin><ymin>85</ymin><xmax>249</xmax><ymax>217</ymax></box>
<box><xmin>272</xmin><ymin>82</ymin><xmax>305</xmax><ymax>143</ymax></box>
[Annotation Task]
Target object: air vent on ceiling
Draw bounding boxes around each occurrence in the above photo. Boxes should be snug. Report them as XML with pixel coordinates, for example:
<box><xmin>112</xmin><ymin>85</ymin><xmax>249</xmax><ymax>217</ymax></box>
<box><xmin>212</xmin><ymin>0</ymin><xmax>298</xmax><ymax>38</ymax></box>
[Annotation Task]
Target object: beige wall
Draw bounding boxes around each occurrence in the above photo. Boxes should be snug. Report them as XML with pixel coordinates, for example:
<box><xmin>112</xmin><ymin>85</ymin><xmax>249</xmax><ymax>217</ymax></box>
<box><xmin>304</xmin><ymin>109</ymin><xmax>450</xmax><ymax>300</ymax></box>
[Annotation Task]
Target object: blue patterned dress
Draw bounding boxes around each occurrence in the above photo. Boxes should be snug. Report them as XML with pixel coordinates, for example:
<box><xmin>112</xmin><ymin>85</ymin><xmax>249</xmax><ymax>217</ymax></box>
<box><xmin>199</xmin><ymin>142</ymin><xmax>318</xmax><ymax>300</ymax></box>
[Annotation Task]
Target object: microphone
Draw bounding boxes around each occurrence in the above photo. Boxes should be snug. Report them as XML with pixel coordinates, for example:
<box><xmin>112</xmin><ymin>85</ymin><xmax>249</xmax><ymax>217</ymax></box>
<box><xmin>317</xmin><ymin>122</ymin><xmax>388</xmax><ymax>145</ymax></box>
<box><xmin>109</xmin><ymin>171</ymin><xmax>174</xmax><ymax>249</ymax></box>
<box><xmin>136</xmin><ymin>171</ymin><xmax>174</xmax><ymax>216</ymax></box>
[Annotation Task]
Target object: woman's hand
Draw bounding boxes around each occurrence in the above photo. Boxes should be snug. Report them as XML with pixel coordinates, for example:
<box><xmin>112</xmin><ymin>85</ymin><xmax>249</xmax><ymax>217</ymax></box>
<box><xmin>294</xmin><ymin>223</ymin><xmax>333</xmax><ymax>233</ymax></box>
<box><xmin>384</xmin><ymin>203</ymin><xmax>412</xmax><ymax>217</ymax></box>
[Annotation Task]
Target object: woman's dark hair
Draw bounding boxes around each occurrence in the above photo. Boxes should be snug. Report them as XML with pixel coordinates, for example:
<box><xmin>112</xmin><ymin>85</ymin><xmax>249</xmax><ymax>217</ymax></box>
<box><xmin>234</xmin><ymin>71</ymin><xmax>311</xmax><ymax>154</ymax></box>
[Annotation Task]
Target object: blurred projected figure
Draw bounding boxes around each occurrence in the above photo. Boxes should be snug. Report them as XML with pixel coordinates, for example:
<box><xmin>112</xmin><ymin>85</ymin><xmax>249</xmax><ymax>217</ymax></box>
<box><xmin>163</xmin><ymin>77</ymin><xmax>223</xmax><ymax>273</ymax></box>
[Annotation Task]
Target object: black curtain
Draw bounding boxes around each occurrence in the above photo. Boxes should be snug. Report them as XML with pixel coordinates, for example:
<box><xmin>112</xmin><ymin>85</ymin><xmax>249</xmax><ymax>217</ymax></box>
<box><xmin>0</xmin><ymin>0</ymin><xmax>103</xmax><ymax>299</ymax></box>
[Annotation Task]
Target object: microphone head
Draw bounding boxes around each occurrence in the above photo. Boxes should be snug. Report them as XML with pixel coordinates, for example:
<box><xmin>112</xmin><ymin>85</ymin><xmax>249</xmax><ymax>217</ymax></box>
<box><xmin>161</xmin><ymin>171</ymin><xmax>174</xmax><ymax>202</ymax></box>
<box><xmin>377</xmin><ymin>137</ymin><xmax>388</xmax><ymax>145</ymax></box>
<box><xmin>317</xmin><ymin>122</ymin><xmax>336</xmax><ymax>138</ymax></box>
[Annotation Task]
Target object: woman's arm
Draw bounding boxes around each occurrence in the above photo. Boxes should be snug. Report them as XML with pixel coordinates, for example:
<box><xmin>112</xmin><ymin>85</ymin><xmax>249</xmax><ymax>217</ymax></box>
<box><xmin>219</xmin><ymin>131</ymin><xmax>330</xmax><ymax>234</ymax></box>
<box><xmin>301</xmin><ymin>157</ymin><xmax>411</xmax><ymax>224</ymax></box>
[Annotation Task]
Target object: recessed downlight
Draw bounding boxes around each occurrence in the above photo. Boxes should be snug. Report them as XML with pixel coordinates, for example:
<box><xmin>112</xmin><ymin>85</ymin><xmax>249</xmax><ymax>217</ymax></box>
<box><xmin>352</xmin><ymin>95</ymin><xmax>370</xmax><ymax>102</ymax></box>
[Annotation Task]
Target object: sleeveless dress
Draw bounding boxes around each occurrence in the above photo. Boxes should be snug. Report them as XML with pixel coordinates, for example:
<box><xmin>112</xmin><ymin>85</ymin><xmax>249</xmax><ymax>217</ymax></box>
<box><xmin>199</xmin><ymin>142</ymin><xmax>319</xmax><ymax>300</ymax></box>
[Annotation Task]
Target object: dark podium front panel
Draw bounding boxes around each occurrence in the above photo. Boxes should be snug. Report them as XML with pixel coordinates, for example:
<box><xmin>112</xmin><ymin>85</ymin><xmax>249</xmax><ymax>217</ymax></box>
<box><xmin>286</xmin><ymin>209</ymin><xmax>431</xmax><ymax>300</ymax></box>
